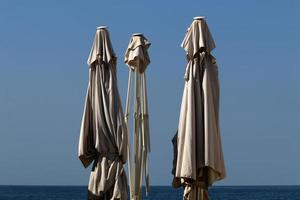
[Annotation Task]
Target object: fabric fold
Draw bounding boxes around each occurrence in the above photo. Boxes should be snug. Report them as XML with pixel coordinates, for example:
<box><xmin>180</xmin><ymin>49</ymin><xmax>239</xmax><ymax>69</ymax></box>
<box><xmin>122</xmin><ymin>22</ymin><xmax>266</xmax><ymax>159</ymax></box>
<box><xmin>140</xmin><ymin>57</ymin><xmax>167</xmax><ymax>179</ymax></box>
<box><xmin>181</xmin><ymin>18</ymin><xmax>215</xmax><ymax>59</ymax></box>
<box><xmin>87</xmin><ymin>27</ymin><xmax>116</xmax><ymax>66</ymax></box>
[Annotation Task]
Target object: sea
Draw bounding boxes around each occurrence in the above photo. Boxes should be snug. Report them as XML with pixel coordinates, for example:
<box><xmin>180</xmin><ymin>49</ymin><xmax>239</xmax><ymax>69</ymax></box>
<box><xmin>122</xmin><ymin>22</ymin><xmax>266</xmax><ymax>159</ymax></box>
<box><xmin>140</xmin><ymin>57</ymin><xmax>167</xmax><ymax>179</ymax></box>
<box><xmin>0</xmin><ymin>186</ymin><xmax>300</xmax><ymax>200</ymax></box>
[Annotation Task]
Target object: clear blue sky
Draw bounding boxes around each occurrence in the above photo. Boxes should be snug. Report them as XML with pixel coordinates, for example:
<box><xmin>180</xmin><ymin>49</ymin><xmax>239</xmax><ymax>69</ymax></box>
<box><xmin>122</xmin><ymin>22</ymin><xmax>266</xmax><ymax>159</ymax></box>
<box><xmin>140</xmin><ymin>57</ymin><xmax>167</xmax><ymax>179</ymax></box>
<box><xmin>0</xmin><ymin>0</ymin><xmax>299</xmax><ymax>186</ymax></box>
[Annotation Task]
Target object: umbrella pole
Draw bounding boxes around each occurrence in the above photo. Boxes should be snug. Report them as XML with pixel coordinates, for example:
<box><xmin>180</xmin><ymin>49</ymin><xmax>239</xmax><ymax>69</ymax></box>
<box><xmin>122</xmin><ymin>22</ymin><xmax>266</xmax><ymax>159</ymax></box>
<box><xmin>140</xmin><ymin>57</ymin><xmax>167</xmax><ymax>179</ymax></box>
<box><xmin>141</xmin><ymin>73</ymin><xmax>150</xmax><ymax>195</ymax></box>
<box><xmin>125</xmin><ymin>69</ymin><xmax>134</xmax><ymax>199</ymax></box>
<box><xmin>140</xmin><ymin>73</ymin><xmax>146</xmax><ymax>197</ymax></box>
<box><xmin>133</xmin><ymin>69</ymin><xmax>142</xmax><ymax>200</ymax></box>
<box><xmin>143</xmin><ymin>73</ymin><xmax>150</xmax><ymax>153</ymax></box>
<box><xmin>138</xmin><ymin>107</ymin><xmax>144</xmax><ymax>200</ymax></box>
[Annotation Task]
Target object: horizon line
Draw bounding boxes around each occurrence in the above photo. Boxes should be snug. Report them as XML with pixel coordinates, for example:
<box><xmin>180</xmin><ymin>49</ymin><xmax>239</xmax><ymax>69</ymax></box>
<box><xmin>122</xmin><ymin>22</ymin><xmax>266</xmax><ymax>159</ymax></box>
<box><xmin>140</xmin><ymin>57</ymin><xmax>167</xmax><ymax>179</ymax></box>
<box><xmin>1</xmin><ymin>184</ymin><xmax>299</xmax><ymax>187</ymax></box>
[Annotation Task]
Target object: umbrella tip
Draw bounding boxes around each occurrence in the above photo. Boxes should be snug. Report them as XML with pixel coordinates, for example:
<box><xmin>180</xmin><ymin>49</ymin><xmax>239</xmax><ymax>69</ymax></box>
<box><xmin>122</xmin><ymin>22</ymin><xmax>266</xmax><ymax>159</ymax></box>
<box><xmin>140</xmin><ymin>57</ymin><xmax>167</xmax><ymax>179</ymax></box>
<box><xmin>193</xmin><ymin>16</ymin><xmax>205</xmax><ymax>20</ymax></box>
<box><xmin>97</xmin><ymin>26</ymin><xmax>108</xmax><ymax>30</ymax></box>
<box><xmin>132</xmin><ymin>33</ymin><xmax>143</xmax><ymax>36</ymax></box>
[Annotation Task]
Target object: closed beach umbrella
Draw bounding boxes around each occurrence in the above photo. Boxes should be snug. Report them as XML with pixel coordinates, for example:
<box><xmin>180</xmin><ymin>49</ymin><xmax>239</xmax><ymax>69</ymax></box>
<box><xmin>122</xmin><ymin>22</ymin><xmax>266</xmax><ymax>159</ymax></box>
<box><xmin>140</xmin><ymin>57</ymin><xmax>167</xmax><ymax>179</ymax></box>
<box><xmin>78</xmin><ymin>26</ymin><xmax>128</xmax><ymax>200</ymax></box>
<box><xmin>124</xmin><ymin>33</ymin><xmax>151</xmax><ymax>200</ymax></box>
<box><xmin>173</xmin><ymin>17</ymin><xmax>226</xmax><ymax>200</ymax></box>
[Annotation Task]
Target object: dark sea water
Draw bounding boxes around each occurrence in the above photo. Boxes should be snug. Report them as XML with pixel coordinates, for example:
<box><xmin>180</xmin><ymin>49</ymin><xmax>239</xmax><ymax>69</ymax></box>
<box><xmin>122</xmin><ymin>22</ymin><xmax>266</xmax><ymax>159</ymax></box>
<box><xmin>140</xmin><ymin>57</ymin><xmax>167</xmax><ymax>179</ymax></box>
<box><xmin>0</xmin><ymin>186</ymin><xmax>300</xmax><ymax>200</ymax></box>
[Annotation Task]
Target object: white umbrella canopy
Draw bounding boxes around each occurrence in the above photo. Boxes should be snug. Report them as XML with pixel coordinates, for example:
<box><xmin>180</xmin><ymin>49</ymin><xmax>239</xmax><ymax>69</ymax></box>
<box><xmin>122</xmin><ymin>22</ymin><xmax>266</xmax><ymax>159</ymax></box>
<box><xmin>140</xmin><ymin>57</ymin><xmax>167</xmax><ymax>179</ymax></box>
<box><xmin>78</xmin><ymin>26</ymin><xmax>128</xmax><ymax>200</ymax></box>
<box><xmin>124</xmin><ymin>33</ymin><xmax>151</xmax><ymax>200</ymax></box>
<box><xmin>173</xmin><ymin>17</ymin><xmax>226</xmax><ymax>200</ymax></box>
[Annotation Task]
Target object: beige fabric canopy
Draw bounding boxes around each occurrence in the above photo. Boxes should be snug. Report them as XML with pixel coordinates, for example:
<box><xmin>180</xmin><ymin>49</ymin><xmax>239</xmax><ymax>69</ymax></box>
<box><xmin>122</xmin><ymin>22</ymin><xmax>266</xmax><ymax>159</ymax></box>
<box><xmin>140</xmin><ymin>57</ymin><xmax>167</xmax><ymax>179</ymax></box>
<box><xmin>173</xmin><ymin>17</ymin><xmax>226</xmax><ymax>200</ymax></box>
<box><xmin>124</xmin><ymin>33</ymin><xmax>151</xmax><ymax>200</ymax></box>
<box><xmin>78</xmin><ymin>26</ymin><xmax>128</xmax><ymax>200</ymax></box>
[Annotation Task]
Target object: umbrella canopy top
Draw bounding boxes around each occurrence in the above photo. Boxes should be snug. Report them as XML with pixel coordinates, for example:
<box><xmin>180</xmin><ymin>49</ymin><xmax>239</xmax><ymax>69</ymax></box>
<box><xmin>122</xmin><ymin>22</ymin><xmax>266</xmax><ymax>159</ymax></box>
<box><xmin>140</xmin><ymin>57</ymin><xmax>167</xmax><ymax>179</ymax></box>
<box><xmin>132</xmin><ymin>32</ymin><xmax>143</xmax><ymax>36</ymax></box>
<box><xmin>96</xmin><ymin>26</ymin><xmax>108</xmax><ymax>30</ymax></box>
<box><xmin>181</xmin><ymin>17</ymin><xmax>215</xmax><ymax>60</ymax></box>
<box><xmin>124</xmin><ymin>34</ymin><xmax>151</xmax><ymax>73</ymax></box>
<box><xmin>193</xmin><ymin>16</ymin><xmax>205</xmax><ymax>20</ymax></box>
<box><xmin>87</xmin><ymin>26</ymin><xmax>116</xmax><ymax>66</ymax></box>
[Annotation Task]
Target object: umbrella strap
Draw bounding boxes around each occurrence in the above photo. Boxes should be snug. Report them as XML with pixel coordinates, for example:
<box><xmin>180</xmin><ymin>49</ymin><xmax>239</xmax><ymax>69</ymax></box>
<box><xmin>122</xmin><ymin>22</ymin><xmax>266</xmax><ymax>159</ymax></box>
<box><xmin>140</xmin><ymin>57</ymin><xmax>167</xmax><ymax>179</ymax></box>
<box><xmin>96</xmin><ymin>152</ymin><xmax>121</xmax><ymax>160</ymax></box>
